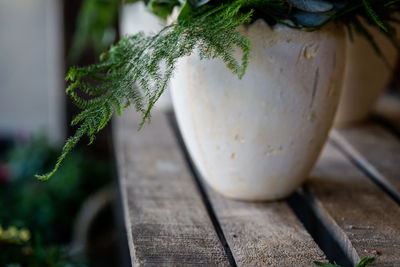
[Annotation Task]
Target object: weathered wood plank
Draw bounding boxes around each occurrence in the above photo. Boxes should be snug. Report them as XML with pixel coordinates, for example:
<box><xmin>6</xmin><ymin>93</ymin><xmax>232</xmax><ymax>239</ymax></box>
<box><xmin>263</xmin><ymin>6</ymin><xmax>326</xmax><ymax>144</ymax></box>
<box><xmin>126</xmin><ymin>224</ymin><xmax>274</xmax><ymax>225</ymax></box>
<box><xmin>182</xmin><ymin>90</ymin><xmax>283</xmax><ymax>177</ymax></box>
<box><xmin>331</xmin><ymin>124</ymin><xmax>400</xmax><ymax>199</ymax></box>
<box><xmin>202</xmin><ymin>185</ymin><xmax>327</xmax><ymax>266</ymax></box>
<box><xmin>114</xmin><ymin>110</ymin><xmax>230</xmax><ymax>266</ymax></box>
<box><xmin>306</xmin><ymin>143</ymin><xmax>400</xmax><ymax>266</ymax></box>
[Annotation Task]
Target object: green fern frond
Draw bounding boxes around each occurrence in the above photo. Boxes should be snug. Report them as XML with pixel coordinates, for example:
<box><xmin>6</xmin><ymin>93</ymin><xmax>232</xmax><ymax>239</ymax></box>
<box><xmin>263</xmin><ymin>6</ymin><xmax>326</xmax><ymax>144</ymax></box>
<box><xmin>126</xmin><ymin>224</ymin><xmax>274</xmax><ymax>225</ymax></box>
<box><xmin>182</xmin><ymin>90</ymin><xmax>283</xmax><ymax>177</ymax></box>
<box><xmin>385</xmin><ymin>0</ymin><xmax>400</xmax><ymax>7</ymax></box>
<box><xmin>38</xmin><ymin>0</ymin><xmax>400</xmax><ymax>180</ymax></box>
<box><xmin>36</xmin><ymin>0</ymin><xmax>252</xmax><ymax>180</ymax></box>
<box><xmin>362</xmin><ymin>0</ymin><xmax>388</xmax><ymax>32</ymax></box>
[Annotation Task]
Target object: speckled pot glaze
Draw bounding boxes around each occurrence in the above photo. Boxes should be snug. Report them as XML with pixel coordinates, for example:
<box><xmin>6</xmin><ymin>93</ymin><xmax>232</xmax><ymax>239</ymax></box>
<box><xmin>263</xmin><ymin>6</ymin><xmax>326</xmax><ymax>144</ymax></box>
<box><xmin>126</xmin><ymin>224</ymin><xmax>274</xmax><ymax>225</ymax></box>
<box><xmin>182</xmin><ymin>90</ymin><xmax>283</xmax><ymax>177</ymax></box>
<box><xmin>170</xmin><ymin>20</ymin><xmax>346</xmax><ymax>201</ymax></box>
<box><xmin>334</xmin><ymin>23</ymin><xmax>399</xmax><ymax>127</ymax></box>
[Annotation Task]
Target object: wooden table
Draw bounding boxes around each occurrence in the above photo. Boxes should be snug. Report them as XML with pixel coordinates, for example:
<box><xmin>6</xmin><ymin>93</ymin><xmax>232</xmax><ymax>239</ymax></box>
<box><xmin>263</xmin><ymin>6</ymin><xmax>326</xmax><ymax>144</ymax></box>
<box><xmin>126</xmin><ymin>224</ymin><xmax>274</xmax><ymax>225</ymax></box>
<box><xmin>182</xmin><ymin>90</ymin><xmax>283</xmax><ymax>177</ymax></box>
<box><xmin>114</xmin><ymin>95</ymin><xmax>400</xmax><ymax>267</ymax></box>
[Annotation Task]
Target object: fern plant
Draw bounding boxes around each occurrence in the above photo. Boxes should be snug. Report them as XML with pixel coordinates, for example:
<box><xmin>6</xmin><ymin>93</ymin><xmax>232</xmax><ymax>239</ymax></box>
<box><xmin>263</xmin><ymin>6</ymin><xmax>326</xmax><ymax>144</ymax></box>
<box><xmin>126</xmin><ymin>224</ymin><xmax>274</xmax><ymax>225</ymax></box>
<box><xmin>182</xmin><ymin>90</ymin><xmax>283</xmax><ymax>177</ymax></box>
<box><xmin>38</xmin><ymin>0</ymin><xmax>400</xmax><ymax>180</ymax></box>
<box><xmin>314</xmin><ymin>255</ymin><xmax>378</xmax><ymax>267</ymax></box>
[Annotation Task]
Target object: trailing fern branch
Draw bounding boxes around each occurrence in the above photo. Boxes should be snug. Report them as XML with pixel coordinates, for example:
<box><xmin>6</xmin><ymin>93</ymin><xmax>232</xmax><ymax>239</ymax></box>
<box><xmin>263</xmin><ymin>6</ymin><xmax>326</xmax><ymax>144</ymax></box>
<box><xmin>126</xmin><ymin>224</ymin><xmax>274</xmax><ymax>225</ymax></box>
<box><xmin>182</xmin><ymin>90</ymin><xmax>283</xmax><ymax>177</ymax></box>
<box><xmin>38</xmin><ymin>0</ymin><xmax>400</xmax><ymax>180</ymax></box>
<box><xmin>362</xmin><ymin>0</ymin><xmax>388</xmax><ymax>32</ymax></box>
<box><xmin>36</xmin><ymin>0</ymin><xmax>252</xmax><ymax>180</ymax></box>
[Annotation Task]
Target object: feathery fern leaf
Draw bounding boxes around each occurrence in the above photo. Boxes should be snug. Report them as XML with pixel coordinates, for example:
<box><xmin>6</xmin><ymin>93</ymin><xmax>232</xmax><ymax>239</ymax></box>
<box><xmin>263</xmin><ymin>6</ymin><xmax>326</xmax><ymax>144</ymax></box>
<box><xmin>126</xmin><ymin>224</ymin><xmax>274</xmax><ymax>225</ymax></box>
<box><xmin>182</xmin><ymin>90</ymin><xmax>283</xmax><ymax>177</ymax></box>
<box><xmin>362</xmin><ymin>0</ymin><xmax>388</xmax><ymax>32</ymax></box>
<box><xmin>38</xmin><ymin>0</ymin><xmax>400</xmax><ymax>180</ymax></box>
<box><xmin>36</xmin><ymin>0</ymin><xmax>252</xmax><ymax>180</ymax></box>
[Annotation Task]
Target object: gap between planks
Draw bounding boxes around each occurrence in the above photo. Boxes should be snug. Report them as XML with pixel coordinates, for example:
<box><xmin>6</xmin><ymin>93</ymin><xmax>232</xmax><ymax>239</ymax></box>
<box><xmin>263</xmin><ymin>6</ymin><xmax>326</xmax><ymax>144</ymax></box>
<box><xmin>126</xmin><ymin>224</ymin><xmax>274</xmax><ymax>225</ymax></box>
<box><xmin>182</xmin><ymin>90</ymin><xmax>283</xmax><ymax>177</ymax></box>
<box><xmin>330</xmin><ymin>128</ymin><xmax>400</xmax><ymax>204</ymax></box>
<box><xmin>168</xmin><ymin>113</ymin><xmax>328</xmax><ymax>266</ymax></box>
<box><xmin>114</xmin><ymin>110</ymin><xmax>231</xmax><ymax>266</ymax></box>
<box><xmin>330</xmin><ymin>97</ymin><xmax>400</xmax><ymax>204</ymax></box>
<box><xmin>327</xmin><ymin>92</ymin><xmax>400</xmax><ymax>205</ymax></box>
<box><xmin>114</xmin><ymin>107</ymin><xmax>400</xmax><ymax>266</ymax></box>
<box><xmin>304</xmin><ymin>141</ymin><xmax>400</xmax><ymax>266</ymax></box>
<box><xmin>115</xmin><ymin>110</ymin><xmax>328</xmax><ymax>266</ymax></box>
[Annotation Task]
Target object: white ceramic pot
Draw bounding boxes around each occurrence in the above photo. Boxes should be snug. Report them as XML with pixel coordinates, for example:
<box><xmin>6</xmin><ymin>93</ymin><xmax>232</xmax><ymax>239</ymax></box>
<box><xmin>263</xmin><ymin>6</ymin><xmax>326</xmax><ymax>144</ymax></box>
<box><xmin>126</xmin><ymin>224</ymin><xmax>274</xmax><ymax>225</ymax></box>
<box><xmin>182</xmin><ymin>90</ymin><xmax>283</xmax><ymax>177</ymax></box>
<box><xmin>171</xmin><ymin>20</ymin><xmax>346</xmax><ymax>201</ymax></box>
<box><xmin>120</xmin><ymin>1</ymin><xmax>173</xmax><ymax>111</ymax></box>
<box><xmin>334</xmin><ymin>23</ymin><xmax>399</xmax><ymax>126</ymax></box>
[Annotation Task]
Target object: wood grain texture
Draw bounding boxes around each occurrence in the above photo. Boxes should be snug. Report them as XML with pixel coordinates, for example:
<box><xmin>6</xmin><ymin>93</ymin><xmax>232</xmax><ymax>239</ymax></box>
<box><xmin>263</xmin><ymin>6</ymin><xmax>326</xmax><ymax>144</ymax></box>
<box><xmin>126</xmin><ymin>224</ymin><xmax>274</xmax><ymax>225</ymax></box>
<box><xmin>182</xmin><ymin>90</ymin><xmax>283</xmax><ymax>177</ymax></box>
<box><xmin>202</xmin><ymin>185</ymin><xmax>327</xmax><ymax>267</ymax></box>
<box><xmin>306</xmin><ymin>143</ymin><xmax>400</xmax><ymax>266</ymax></box>
<box><xmin>114</xmin><ymin>110</ymin><xmax>230</xmax><ymax>266</ymax></box>
<box><xmin>331</xmin><ymin>124</ymin><xmax>400</xmax><ymax>198</ymax></box>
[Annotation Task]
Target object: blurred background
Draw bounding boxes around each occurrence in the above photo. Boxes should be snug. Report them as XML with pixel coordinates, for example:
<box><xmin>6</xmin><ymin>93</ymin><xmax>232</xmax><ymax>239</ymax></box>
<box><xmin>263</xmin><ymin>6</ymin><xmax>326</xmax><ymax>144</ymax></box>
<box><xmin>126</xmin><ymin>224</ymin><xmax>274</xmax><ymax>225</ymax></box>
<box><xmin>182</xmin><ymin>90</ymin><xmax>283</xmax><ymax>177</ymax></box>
<box><xmin>0</xmin><ymin>0</ymin><xmax>400</xmax><ymax>266</ymax></box>
<box><xmin>0</xmin><ymin>0</ymin><xmax>128</xmax><ymax>266</ymax></box>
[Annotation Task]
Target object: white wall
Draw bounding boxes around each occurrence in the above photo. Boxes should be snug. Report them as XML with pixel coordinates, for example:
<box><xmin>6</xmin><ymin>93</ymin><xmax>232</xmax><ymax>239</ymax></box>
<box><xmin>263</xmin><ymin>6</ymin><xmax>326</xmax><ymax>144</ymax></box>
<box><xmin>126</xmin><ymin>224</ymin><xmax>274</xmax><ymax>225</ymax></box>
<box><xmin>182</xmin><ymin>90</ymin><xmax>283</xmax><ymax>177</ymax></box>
<box><xmin>0</xmin><ymin>0</ymin><xmax>65</xmax><ymax>144</ymax></box>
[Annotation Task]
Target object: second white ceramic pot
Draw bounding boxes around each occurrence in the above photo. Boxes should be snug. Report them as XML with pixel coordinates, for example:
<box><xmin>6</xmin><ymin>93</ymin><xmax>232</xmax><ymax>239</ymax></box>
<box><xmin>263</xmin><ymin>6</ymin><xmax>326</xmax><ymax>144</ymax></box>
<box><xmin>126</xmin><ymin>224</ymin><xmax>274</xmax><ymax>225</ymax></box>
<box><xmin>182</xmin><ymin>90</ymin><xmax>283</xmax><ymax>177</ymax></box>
<box><xmin>170</xmin><ymin>20</ymin><xmax>346</xmax><ymax>201</ymax></box>
<box><xmin>334</xmin><ymin>23</ymin><xmax>399</xmax><ymax>126</ymax></box>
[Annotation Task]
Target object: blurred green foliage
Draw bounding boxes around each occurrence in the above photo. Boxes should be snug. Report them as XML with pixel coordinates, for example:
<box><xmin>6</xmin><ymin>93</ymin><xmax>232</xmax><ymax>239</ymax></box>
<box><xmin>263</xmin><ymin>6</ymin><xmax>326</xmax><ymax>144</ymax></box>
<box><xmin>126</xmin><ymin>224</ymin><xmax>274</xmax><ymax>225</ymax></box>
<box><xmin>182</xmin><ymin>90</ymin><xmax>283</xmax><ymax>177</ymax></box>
<box><xmin>0</xmin><ymin>136</ymin><xmax>112</xmax><ymax>265</ymax></box>
<box><xmin>0</xmin><ymin>226</ymin><xmax>87</xmax><ymax>267</ymax></box>
<box><xmin>69</xmin><ymin>0</ymin><xmax>120</xmax><ymax>63</ymax></box>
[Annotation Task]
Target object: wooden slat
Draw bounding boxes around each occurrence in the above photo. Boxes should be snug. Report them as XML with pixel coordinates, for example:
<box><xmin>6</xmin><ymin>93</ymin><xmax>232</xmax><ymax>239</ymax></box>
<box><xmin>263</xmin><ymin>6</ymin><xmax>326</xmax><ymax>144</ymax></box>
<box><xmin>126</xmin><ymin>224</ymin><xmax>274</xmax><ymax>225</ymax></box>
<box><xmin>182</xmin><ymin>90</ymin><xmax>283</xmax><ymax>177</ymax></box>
<box><xmin>306</xmin><ymin>143</ymin><xmax>400</xmax><ymax>266</ymax></box>
<box><xmin>114</xmin><ymin>110</ymin><xmax>230</xmax><ymax>266</ymax></box>
<box><xmin>331</xmin><ymin>124</ymin><xmax>400</xmax><ymax>199</ymax></box>
<box><xmin>203</xmin><ymin>185</ymin><xmax>327</xmax><ymax>266</ymax></box>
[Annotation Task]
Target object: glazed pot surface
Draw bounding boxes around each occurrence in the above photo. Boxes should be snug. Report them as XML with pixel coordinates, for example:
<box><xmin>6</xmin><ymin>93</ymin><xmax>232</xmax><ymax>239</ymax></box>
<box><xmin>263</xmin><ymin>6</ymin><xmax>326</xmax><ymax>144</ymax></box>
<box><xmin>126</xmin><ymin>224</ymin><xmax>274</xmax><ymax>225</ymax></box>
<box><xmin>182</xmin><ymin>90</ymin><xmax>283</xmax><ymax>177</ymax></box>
<box><xmin>171</xmin><ymin>20</ymin><xmax>345</xmax><ymax>201</ymax></box>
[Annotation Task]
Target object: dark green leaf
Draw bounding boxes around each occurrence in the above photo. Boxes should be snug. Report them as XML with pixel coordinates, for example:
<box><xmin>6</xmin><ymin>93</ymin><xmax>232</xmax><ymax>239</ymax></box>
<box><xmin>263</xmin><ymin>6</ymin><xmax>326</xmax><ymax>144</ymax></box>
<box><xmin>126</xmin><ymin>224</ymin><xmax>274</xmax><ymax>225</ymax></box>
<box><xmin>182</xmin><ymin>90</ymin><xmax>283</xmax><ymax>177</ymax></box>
<box><xmin>355</xmin><ymin>256</ymin><xmax>378</xmax><ymax>267</ymax></box>
<box><xmin>147</xmin><ymin>0</ymin><xmax>180</xmax><ymax>19</ymax></box>
<box><xmin>177</xmin><ymin>0</ymin><xmax>193</xmax><ymax>21</ymax></box>
<box><xmin>362</xmin><ymin>0</ymin><xmax>388</xmax><ymax>32</ymax></box>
